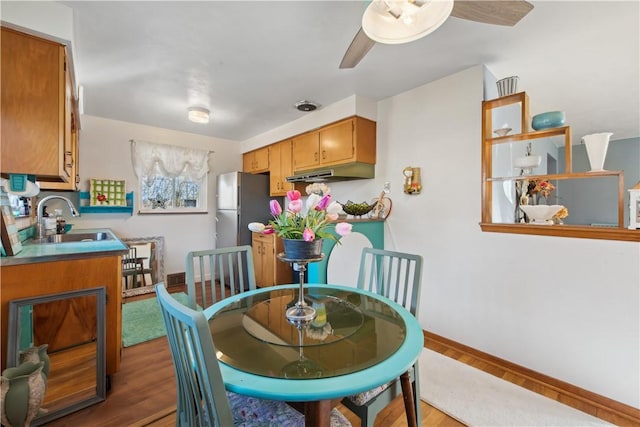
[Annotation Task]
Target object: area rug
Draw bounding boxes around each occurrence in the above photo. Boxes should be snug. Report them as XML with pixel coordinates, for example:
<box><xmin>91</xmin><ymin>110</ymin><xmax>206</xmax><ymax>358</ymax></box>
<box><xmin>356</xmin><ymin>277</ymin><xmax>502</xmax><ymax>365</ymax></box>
<box><xmin>419</xmin><ymin>349</ymin><xmax>613</xmax><ymax>426</ymax></box>
<box><xmin>121</xmin><ymin>292</ymin><xmax>189</xmax><ymax>347</ymax></box>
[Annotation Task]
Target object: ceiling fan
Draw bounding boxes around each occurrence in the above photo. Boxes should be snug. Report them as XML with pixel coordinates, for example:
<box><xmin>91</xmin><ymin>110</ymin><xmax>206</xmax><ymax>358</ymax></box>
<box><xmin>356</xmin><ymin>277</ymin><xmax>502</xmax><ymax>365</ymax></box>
<box><xmin>339</xmin><ymin>0</ymin><xmax>534</xmax><ymax>69</ymax></box>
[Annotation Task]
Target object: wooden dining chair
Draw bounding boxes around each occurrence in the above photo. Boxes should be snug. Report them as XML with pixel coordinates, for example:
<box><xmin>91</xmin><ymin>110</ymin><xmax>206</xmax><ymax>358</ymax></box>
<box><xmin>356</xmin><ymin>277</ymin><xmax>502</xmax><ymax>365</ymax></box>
<box><xmin>122</xmin><ymin>246</ymin><xmax>144</xmax><ymax>289</ymax></box>
<box><xmin>341</xmin><ymin>247</ymin><xmax>423</xmax><ymax>427</ymax></box>
<box><xmin>155</xmin><ymin>283</ymin><xmax>351</xmax><ymax>427</ymax></box>
<box><xmin>185</xmin><ymin>245</ymin><xmax>257</xmax><ymax>310</ymax></box>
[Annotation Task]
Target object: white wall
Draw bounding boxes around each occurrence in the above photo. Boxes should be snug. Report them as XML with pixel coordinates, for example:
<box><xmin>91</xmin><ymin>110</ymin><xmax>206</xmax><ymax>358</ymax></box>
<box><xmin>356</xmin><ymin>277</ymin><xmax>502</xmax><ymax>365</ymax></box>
<box><xmin>331</xmin><ymin>65</ymin><xmax>639</xmax><ymax>408</ymax></box>
<box><xmin>63</xmin><ymin>115</ymin><xmax>241</xmax><ymax>276</ymax></box>
<box><xmin>69</xmin><ymin>67</ymin><xmax>639</xmax><ymax>408</ymax></box>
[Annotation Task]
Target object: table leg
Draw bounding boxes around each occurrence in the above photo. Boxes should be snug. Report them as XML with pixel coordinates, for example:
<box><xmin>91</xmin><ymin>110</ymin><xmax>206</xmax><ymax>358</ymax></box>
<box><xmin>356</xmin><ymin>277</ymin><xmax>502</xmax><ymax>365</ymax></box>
<box><xmin>304</xmin><ymin>399</ymin><xmax>332</xmax><ymax>427</ymax></box>
<box><xmin>400</xmin><ymin>370</ymin><xmax>418</xmax><ymax>427</ymax></box>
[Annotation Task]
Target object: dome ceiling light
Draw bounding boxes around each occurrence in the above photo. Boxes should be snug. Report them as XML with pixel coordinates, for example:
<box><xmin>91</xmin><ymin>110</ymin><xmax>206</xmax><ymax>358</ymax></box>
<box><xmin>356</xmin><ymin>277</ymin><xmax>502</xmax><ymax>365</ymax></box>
<box><xmin>188</xmin><ymin>106</ymin><xmax>210</xmax><ymax>124</ymax></box>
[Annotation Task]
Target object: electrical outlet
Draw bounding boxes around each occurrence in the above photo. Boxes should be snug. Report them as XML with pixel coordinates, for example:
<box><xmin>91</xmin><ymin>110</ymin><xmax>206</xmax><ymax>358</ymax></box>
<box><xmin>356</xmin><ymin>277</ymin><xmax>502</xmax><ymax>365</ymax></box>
<box><xmin>384</xmin><ymin>181</ymin><xmax>391</xmax><ymax>194</ymax></box>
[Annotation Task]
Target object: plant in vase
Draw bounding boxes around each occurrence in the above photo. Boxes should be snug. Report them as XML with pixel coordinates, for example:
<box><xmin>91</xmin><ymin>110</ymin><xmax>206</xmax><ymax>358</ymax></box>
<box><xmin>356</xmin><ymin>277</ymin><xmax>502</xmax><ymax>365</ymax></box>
<box><xmin>248</xmin><ymin>189</ymin><xmax>352</xmax><ymax>256</ymax></box>
<box><xmin>249</xmin><ymin>187</ymin><xmax>352</xmax><ymax>323</ymax></box>
<box><xmin>518</xmin><ymin>179</ymin><xmax>569</xmax><ymax>224</ymax></box>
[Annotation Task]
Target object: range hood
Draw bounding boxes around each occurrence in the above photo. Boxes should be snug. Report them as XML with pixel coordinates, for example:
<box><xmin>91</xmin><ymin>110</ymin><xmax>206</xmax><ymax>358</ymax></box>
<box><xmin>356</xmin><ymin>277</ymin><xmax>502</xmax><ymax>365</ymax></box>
<box><xmin>286</xmin><ymin>163</ymin><xmax>374</xmax><ymax>183</ymax></box>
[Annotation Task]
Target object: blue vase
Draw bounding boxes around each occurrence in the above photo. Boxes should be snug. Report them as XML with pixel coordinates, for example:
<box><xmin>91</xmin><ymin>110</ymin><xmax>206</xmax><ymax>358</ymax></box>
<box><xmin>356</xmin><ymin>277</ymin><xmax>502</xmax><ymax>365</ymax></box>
<box><xmin>531</xmin><ymin>111</ymin><xmax>565</xmax><ymax>130</ymax></box>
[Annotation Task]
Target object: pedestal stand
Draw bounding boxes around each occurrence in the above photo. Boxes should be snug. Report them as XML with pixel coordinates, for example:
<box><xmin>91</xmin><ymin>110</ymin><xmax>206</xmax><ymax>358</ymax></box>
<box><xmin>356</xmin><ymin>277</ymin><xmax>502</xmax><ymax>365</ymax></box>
<box><xmin>277</xmin><ymin>253</ymin><xmax>323</xmax><ymax>324</ymax></box>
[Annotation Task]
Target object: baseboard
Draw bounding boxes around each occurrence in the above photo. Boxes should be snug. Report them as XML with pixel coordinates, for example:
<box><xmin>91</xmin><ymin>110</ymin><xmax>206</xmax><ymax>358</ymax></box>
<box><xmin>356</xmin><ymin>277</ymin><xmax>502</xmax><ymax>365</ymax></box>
<box><xmin>423</xmin><ymin>330</ymin><xmax>640</xmax><ymax>427</ymax></box>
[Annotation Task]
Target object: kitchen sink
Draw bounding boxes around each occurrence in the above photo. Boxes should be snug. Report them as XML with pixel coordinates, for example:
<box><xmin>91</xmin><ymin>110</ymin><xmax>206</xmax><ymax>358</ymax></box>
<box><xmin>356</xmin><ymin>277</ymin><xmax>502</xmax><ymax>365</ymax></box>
<box><xmin>31</xmin><ymin>232</ymin><xmax>114</xmax><ymax>245</ymax></box>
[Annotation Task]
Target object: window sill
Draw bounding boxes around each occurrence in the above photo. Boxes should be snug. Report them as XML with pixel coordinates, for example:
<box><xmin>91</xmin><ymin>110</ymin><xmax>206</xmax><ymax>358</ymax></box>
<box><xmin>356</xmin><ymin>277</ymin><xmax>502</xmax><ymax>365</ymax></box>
<box><xmin>479</xmin><ymin>223</ymin><xmax>640</xmax><ymax>242</ymax></box>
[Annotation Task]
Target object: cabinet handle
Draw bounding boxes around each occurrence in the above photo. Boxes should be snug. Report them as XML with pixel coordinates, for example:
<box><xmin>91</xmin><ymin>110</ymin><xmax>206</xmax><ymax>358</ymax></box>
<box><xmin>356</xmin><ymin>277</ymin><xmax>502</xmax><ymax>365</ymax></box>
<box><xmin>314</xmin><ymin>152</ymin><xmax>318</xmax><ymax>161</ymax></box>
<box><xmin>65</xmin><ymin>151</ymin><xmax>72</xmax><ymax>155</ymax></box>
<box><xmin>322</xmin><ymin>150</ymin><xmax>326</xmax><ymax>160</ymax></box>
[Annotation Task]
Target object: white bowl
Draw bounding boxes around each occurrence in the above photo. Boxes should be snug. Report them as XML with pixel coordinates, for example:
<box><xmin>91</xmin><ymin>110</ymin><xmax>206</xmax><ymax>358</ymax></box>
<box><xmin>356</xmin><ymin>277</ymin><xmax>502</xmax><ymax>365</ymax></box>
<box><xmin>519</xmin><ymin>205</ymin><xmax>564</xmax><ymax>224</ymax></box>
<box><xmin>514</xmin><ymin>155</ymin><xmax>542</xmax><ymax>169</ymax></box>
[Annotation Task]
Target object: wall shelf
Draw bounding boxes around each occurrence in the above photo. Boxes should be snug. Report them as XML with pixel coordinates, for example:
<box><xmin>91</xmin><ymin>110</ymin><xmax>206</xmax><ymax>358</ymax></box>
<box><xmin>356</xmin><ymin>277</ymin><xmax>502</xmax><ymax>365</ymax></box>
<box><xmin>481</xmin><ymin>91</ymin><xmax>639</xmax><ymax>242</ymax></box>
<box><xmin>78</xmin><ymin>191</ymin><xmax>134</xmax><ymax>214</ymax></box>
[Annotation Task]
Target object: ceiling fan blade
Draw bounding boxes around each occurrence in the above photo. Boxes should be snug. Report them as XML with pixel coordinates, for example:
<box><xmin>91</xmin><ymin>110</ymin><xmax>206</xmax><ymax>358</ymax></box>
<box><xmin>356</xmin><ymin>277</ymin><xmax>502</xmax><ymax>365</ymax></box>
<box><xmin>339</xmin><ymin>27</ymin><xmax>376</xmax><ymax>69</ymax></box>
<box><xmin>451</xmin><ymin>0</ymin><xmax>534</xmax><ymax>26</ymax></box>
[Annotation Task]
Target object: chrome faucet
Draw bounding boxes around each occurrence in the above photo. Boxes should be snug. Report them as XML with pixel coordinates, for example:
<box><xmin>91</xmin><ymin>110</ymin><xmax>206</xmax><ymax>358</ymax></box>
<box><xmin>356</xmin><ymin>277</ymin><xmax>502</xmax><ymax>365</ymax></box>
<box><xmin>36</xmin><ymin>195</ymin><xmax>80</xmax><ymax>238</ymax></box>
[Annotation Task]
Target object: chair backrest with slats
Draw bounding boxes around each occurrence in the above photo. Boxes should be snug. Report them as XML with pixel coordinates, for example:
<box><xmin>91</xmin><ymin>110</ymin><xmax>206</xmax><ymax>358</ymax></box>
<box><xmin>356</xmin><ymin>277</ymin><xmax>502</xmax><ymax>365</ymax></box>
<box><xmin>122</xmin><ymin>246</ymin><xmax>138</xmax><ymax>271</ymax></box>
<box><xmin>185</xmin><ymin>245</ymin><xmax>257</xmax><ymax>310</ymax></box>
<box><xmin>155</xmin><ymin>283</ymin><xmax>234</xmax><ymax>427</ymax></box>
<box><xmin>356</xmin><ymin>248</ymin><xmax>423</xmax><ymax>316</ymax></box>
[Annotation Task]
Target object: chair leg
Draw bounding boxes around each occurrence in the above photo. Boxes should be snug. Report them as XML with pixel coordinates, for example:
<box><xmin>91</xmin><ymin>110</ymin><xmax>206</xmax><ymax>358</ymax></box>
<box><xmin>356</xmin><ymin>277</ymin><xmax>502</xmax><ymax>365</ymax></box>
<box><xmin>400</xmin><ymin>370</ymin><xmax>418</xmax><ymax>427</ymax></box>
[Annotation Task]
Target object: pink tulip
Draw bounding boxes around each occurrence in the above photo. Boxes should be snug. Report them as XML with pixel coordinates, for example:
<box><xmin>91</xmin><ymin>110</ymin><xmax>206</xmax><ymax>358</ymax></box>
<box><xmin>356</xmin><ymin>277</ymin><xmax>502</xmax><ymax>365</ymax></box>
<box><xmin>315</xmin><ymin>194</ymin><xmax>331</xmax><ymax>211</ymax></box>
<box><xmin>289</xmin><ymin>199</ymin><xmax>303</xmax><ymax>213</ymax></box>
<box><xmin>270</xmin><ymin>200</ymin><xmax>282</xmax><ymax>216</ymax></box>
<box><xmin>303</xmin><ymin>228</ymin><xmax>315</xmax><ymax>241</ymax></box>
<box><xmin>335</xmin><ymin>222</ymin><xmax>352</xmax><ymax>236</ymax></box>
<box><xmin>263</xmin><ymin>227</ymin><xmax>275</xmax><ymax>235</ymax></box>
<box><xmin>287</xmin><ymin>190</ymin><xmax>301</xmax><ymax>201</ymax></box>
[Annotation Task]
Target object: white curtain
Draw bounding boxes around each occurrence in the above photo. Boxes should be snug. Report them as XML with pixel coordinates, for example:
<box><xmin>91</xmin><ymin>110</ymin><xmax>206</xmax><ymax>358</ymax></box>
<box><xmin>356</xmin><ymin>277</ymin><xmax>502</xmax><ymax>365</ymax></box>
<box><xmin>130</xmin><ymin>140</ymin><xmax>209</xmax><ymax>181</ymax></box>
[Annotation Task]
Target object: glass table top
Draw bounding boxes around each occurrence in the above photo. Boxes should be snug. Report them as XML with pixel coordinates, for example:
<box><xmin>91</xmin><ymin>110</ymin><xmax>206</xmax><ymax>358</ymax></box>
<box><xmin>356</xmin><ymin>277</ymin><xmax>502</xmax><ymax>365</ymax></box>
<box><xmin>208</xmin><ymin>286</ymin><xmax>407</xmax><ymax>380</ymax></box>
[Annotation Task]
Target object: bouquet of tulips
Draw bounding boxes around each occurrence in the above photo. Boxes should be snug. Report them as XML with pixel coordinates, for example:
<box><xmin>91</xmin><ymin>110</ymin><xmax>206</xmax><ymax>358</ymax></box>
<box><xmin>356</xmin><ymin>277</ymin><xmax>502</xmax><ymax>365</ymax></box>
<box><xmin>248</xmin><ymin>190</ymin><xmax>351</xmax><ymax>242</ymax></box>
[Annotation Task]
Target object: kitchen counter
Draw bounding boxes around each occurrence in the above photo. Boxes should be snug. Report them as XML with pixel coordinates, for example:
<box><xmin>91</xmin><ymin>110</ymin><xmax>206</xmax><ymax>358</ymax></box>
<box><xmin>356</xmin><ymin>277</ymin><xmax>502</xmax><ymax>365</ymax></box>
<box><xmin>0</xmin><ymin>228</ymin><xmax>128</xmax><ymax>266</ymax></box>
<box><xmin>2</xmin><ymin>227</ymin><xmax>126</xmax><ymax>378</ymax></box>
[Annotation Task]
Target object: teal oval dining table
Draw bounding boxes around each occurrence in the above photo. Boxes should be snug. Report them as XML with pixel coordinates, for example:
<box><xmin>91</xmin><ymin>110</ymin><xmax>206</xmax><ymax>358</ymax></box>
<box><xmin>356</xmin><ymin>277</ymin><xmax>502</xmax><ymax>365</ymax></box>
<box><xmin>205</xmin><ymin>283</ymin><xmax>423</xmax><ymax>427</ymax></box>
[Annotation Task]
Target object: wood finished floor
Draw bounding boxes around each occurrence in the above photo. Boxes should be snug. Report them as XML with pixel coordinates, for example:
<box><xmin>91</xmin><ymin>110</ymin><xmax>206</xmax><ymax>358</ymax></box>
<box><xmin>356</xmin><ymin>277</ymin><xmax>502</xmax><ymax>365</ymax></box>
<box><xmin>45</xmin><ymin>285</ymin><xmax>623</xmax><ymax>426</ymax></box>
<box><xmin>45</xmin><ymin>333</ymin><xmax>463</xmax><ymax>427</ymax></box>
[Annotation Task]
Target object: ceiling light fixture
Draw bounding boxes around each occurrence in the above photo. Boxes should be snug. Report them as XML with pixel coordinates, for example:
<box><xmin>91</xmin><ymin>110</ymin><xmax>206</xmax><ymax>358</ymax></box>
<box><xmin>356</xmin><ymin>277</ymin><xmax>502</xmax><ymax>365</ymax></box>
<box><xmin>362</xmin><ymin>0</ymin><xmax>454</xmax><ymax>45</ymax></box>
<box><xmin>188</xmin><ymin>106</ymin><xmax>210</xmax><ymax>124</ymax></box>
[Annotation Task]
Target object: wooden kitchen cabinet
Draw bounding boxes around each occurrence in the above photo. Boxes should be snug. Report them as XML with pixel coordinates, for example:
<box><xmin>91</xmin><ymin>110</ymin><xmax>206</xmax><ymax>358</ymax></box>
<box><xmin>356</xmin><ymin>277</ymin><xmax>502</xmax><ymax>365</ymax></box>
<box><xmin>1</xmin><ymin>27</ymin><xmax>79</xmax><ymax>186</ymax></box>
<box><xmin>292</xmin><ymin>116</ymin><xmax>376</xmax><ymax>172</ymax></box>
<box><xmin>268</xmin><ymin>139</ymin><xmax>294</xmax><ymax>196</ymax></box>
<box><xmin>252</xmin><ymin>232</ymin><xmax>292</xmax><ymax>287</ymax></box>
<box><xmin>1</xmin><ymin>255</ymin><xmax>122</xmax><ymax>376</ymax></box>
<box><xmin>243</xmin><ymin>146</ymin><xmax>270</xmax><ymax>173</ymax></box>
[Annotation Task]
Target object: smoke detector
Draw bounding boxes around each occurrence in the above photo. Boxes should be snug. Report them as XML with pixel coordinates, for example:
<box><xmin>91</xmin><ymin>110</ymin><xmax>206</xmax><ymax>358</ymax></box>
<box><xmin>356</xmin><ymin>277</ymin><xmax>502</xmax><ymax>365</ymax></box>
<box><xmin>295</xmin><ymin>100</ymin><xmax>318</xmax><ymax>112</ymax></box>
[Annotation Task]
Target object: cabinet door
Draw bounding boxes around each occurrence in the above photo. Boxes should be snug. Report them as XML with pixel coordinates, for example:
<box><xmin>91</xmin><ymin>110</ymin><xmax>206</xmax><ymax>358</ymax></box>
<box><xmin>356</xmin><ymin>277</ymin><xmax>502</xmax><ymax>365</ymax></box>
<box><xmin>243</xmin><ymin>152</ymin><xmax>254</xmax><ymax>173</ymax></box>
<box><xmin>319</xmin><ymin>119</ymin><xmax>354</xmax><ymax>165</ymax></box>
<box><xmin>269</xmin><ymin>143</ymin><xmax>283</xmax><ymax>195</ymax></box>
<box><xmin>244</xmin><ymin>147</ymin><xmax>270</xmax><ymax>173</ymax></box>
<box><xmin>261</xmin><ymin>237</ymin><xmax>276</xmax><ymax>287</ymax></box>
<box><xmin>253</xmin><ymin>147</ymin><xmax>269</xmax><ymax>172</ymax></box>
<box><xmin>293</xmin><ymin>131</ymin><xmax>320</xmax><ymax>171</ymax></box>
<box><xmin>251</xmin><ymin>236</ymin><xmax>266</xmax><ymax>286</ymax></box>
<box><xmin>280</xmin><ymin>140</ymin><xmax>294</xmax><ymax>193</ymax></box>
<box><xmin>1</xmin><ymin>28</ymin><xmax>67</xmax><ymax>180</ymax></box>
<box><xmin>41</xmin><ymin>65</ymin><xmax>78</xmax><ymax>191</ymax></box>
<box><xmin>269</xmin><ymin>140</ymin><xmax>294</xmax><ymax>196</ymax></box>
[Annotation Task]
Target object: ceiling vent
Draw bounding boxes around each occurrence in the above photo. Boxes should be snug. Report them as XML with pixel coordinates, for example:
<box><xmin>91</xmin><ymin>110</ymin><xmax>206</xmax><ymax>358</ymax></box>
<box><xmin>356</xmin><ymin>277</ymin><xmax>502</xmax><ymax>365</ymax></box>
<box><xmin>295</xmin><ymin>100</ymin><xmax>318</xmax><ymax>112</ymax></box>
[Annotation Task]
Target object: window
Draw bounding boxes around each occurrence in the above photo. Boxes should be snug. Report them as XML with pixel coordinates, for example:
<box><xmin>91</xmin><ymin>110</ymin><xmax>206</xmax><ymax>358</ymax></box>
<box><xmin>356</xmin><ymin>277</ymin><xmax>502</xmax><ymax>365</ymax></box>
<box><xmin>131</xmin><ymin>140</ymin><xmax>210</xmax><ymax>213</ymax></box>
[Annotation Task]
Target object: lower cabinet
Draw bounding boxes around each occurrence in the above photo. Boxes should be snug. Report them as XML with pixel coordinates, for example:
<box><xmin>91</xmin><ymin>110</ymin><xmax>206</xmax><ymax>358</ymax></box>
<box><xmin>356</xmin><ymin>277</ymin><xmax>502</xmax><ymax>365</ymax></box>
<box><xmin>1</xmin><ymin>255</ymin><xmax>122</xmax><ymax>424</ymax></box>
<box><xmin>1</xmin><ymin>256</ymin><xmax>122</xmax><ymax>374</ymax></box>
<box><xmin>252</xmin><ymin>232</ymin><xmax>292</xmax><ymax>287</ymax></box>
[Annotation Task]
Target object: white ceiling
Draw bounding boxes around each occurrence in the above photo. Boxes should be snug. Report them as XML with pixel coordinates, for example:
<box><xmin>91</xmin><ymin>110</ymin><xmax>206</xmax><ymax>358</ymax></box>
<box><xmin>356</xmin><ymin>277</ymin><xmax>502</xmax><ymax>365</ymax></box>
<box><xmin>60</xmin><ymin>1</ymin><xmax>639</xmax><ymax>143</ymax></box>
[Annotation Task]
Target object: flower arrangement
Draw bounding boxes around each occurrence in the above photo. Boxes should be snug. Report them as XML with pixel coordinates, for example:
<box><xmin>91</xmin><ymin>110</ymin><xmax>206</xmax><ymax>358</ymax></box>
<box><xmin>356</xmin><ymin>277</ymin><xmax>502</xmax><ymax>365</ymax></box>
<box><xmin>248</xmin><ymin>189</ymin><xmax>351</xmax><ymax>242</ymax></box>
<box><xmin>527</xmin><ymin>179</ymin><xmax>555</xmax><ymax>200</ymax></box>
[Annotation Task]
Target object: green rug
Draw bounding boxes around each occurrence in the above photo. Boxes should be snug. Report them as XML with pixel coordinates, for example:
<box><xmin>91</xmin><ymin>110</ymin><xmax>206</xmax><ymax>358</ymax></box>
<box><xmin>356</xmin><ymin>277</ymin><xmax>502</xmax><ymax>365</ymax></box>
<box><xmin>121</xmin><ymin>292</ymin><xmax>189</xmax><ymax>347</ymax></box>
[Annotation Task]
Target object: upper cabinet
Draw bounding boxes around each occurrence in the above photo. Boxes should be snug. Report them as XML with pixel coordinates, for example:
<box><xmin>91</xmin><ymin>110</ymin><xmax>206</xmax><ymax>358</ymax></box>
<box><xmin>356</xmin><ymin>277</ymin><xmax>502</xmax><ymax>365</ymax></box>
<box><xmin>269</xmin><ymin>140</ymin><xmax>293</xmax><ymax>196</ymax></box>
<box><xmin>243</xmin><ymin>146</ymin><xmax>269</xmax><ymax>173</ymax></box>
<box><xmin>293</xmin><ymin>116</ymin><xmax>376</xmax><ymax>172</ymax></box>
<box><xmin>480</xmin><ymin>91</ymin><xmax>638</xmax><ymax>242</ymax></box>
<box><xmin>1</xmin><ymin>27</ymin><xmax>79</xmax><ymax>189</ymax></box>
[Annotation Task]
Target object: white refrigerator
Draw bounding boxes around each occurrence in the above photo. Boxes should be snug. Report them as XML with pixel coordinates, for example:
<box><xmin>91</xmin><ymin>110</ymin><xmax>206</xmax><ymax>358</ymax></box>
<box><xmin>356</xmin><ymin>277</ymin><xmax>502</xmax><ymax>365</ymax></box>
<box><xmin>215</xmin><ymin>171</ymin><xmax>272</xmax><ymax>248</ymax></box>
